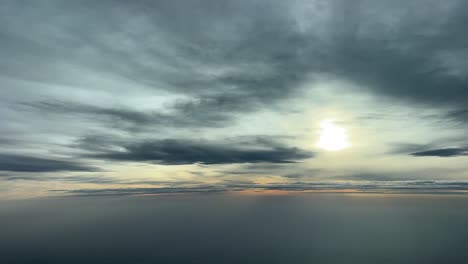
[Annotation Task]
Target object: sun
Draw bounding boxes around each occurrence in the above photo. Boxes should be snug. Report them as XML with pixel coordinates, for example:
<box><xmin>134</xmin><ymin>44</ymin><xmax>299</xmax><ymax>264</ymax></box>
<box><xmin>316</xmin><ymin>119</ymin><xmax>351</xmax><ymax>151</ymax></box>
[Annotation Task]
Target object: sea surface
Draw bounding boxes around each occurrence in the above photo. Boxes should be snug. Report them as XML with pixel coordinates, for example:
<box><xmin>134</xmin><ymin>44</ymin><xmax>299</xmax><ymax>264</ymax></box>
<box><xmin>1</xmin><ymin>193</ymin><xmax>468</xmax><ymax>263</ymax></box>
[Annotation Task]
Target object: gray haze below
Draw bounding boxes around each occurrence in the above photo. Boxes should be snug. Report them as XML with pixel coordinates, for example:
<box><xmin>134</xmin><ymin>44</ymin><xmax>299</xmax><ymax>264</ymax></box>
<box><xmin>1</xmin><ymin>194</ymin><xmax>468</xmax><ymax>264</ymax></box>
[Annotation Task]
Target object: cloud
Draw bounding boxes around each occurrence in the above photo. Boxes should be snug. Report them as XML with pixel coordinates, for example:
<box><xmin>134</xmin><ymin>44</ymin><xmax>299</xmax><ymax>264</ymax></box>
<box><xmin>2</xmin><ymin>0</ymin><xmax>468</xmax><ymax>111</ymax></box>
<box><xmin>391</xmin><ymin>143</ymin><xmax>468</xmax><ymax>157</ymax></box>
<box><xmin>23</xmin><ymin>95</ymin><xmax>257</xmax><ymax>131</ymax></box>
<box><xmin>1</xmin><ymin>0</ymin><xmax>312</xmax><ymax>125</ymax></box>
<box><xmin>0</xmin><ymin>154</ymin><xmax>98</xmax><ymax>172</ymax></box>
<box><xmin>2</xmin><ymin>174</ymin><xmax>116</xmax><ymax>183</ymax></box>
<box><xmin>52</xmin><ymin>186</ymin><xmax>227</xmax><ymax>197</ymax></box>
<box><xmin>446</xmin><ymin>109</ymin><xmax>468</xmax><ymax>124</ymax></box>
<box><xmin>2</xmin><ymin>174</ymin><xmax>200</xmax><ymax>187</ymax></box>
<box><xmin>2</xmin><ymin>0</ymin><xmax>468</xmax><ymax>197</ymax></box>
<box><xmin>3</xmin><ymin>0</ymin><xmax>468</xmax><ymax>131</ymax></box>
<box><xmin>327</xmin><ymin>1</ymin><xmax>468</xmax><ymax>108</ymax></box>
<box><xmin>53</xmin><ymin>180</ymin><xmax>468</xmax><ymax>196</ymax></box>
<box><xmin>334</xmin><ymin>167</ymin><xmax>466</xmax><ymax>181</ymax></box>
<box><xmin>80</xmin><ymin>137</ymin><xmax>313</xmax><ymax>165</ymax></box>
<box><xmin>411</xmin><ymin>148</ymin><xmax>468</xmax><ymax>157</ymax></box>
<box><xmin>389</xmin><ymin>143</ymin><xmax>437</xmax><ymax>155</ymax></box>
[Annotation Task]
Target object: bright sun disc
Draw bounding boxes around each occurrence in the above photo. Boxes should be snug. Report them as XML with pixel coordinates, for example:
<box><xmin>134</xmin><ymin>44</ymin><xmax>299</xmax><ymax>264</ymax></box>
<box><xmin>316</xmin><ymin>119</ymin><xmax>350</xmax><ymax>151</ymax></box>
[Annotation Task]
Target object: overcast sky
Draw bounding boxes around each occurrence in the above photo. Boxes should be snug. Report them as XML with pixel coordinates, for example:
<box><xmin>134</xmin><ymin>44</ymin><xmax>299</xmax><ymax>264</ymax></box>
<box><xmin>2</xmin><ymin>0</ymin><xmax>468</xmax><ymax>199</ymax></box>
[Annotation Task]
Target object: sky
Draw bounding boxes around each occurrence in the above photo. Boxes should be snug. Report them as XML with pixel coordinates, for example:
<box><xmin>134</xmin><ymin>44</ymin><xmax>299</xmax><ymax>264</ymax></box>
<box><xmin>2</xmin><ymin>0</ymin><xmax>468</xmax><ymax>199</ymax></box>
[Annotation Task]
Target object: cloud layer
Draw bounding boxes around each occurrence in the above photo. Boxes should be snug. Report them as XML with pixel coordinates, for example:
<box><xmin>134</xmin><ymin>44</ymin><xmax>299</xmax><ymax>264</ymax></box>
<box><xmin>2</xmin><ymin>0</ymin><xmax>468</xmax><ymax>197</ymax></box>
<box><xmin>55</xmin><ymin>180</ymin><xmax>468</xmax><ymax>196</ymax></box>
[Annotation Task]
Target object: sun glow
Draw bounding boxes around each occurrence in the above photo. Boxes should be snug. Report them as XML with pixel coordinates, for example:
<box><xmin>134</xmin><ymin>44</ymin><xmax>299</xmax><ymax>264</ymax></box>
<box><xmin>316</xmin><ymin>119</ymin><xmax>350</xmax><ymax>151</ymax></box>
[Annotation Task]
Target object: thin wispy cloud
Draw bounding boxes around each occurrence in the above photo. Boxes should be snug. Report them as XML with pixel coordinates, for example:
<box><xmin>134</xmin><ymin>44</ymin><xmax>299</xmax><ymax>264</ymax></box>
<box><xmin>53</xmin><ymin>180</ymin><xmax>468</xmax><ymax>197</ymax></box>
<box><xmin>0</xmin><ymin>154</ymin><xmax>98</xmax><ymax>173</ymax></box>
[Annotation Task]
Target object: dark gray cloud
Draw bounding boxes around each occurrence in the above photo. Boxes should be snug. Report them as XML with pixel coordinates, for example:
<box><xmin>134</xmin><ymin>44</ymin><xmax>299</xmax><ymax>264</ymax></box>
<box><xmin>1</xmin><ymin>0</ymin><xmax>310</xmax><ymax>121</ymax></box>
<box><xmin>0</xmin><ymin>154</ymin><xmax>98</xmax><ymax>172</ymax></box>
<box><xmin>4</xmin><ymin>0</ymin><xmax>466</xmax><ymax>130</ymax></box>
<box><xmin>391</xmin><ymin>143</ymin><xmax>468</xmax><ymax>157</ymax></box>
<box><xmin>388</xmin><ymin>141</ymin><xmax>468</xmax><ymax>157</ymax></box>
<box><xmin>2</xmin><ymin>0</ymin><xmax>468</xmax><ymax>133</ymax></box>
<box><xmin>411</xmin><ymin>148</ymin><xmax>468</xmax><ymax>157</ymax></box>
<box><xmin>446</xmin><ymin>109</ymin><xmax>468</xmax><ymax>124</ymax></box>
<box><xmin>325</xmin><ymin>0</ymin><xmax>468</xmax><ymax>108</ymax></box>
<box><xmin>80</xmin><ymin>137</ymin><xmax>313</xmax><ymax>165</ymax></box>
<box><xmin>2</xmin><ymin>1</ymin><xmax>468</xmax><ymax>100</ymax></box>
